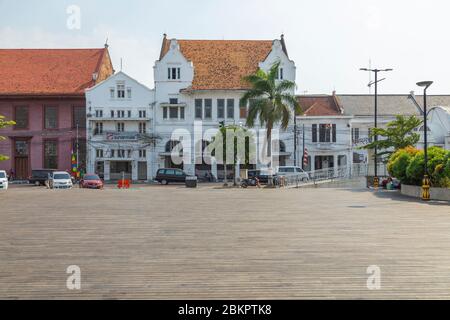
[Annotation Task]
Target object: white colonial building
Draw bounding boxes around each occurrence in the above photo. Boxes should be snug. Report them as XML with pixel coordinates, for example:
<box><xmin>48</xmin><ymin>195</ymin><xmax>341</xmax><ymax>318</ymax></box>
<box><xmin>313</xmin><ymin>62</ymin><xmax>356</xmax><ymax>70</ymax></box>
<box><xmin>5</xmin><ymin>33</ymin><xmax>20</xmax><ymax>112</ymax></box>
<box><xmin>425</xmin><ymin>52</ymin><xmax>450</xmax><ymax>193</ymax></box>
<box><xmin>152</xmin><ymin>34</ymin><xmax>297</xmax><ymax>179</ymax></box>
<box><xmin>296</xmin><ymin>94</ymin><xmax>353</xmax><ymax>175</ymax></box>
<box><xmin>85</xmin><ymin>71</ymin><xmax>156</xmax><ymax>181</ymax></box>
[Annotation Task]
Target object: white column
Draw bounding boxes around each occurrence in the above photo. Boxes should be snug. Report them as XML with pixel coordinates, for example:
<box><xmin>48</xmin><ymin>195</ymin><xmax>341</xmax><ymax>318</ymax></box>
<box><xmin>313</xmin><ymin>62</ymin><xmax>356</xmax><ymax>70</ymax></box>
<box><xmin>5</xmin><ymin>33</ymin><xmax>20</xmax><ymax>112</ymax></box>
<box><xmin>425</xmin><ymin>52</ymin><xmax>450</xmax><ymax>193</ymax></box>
<box><xmin>131</xmin><ymin>160</ymin><xmax>138</xmax><ymax>181</ymax></box>
<box><xmin>104</xmin><ymin>160</ymin><xmax>110</xmax><ymax>181</ymax></box>
<box><xmin>333</xmin><ymin>154</ymin><xmax>338</xmax><ymax>177</ymax></box>
<box><xmin>211</xmin><ymin>157</ymin><xmax>218</xmax><ymax>181</ymax></box>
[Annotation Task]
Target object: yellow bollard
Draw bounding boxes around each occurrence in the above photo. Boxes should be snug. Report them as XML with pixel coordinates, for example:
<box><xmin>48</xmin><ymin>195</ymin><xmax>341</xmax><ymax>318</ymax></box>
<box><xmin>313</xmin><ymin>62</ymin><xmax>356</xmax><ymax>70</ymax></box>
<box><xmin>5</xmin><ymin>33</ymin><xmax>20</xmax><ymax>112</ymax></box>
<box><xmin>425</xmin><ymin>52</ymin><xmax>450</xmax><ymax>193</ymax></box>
<box><xmin>422</xmin><ymin>175</ymin><xmax>431</xmax><ymax>201</ymax></box>
<box><xmin>373</xmin><ymin>176</ymin><xmax>379</xmax><ymax>189</ymax></box>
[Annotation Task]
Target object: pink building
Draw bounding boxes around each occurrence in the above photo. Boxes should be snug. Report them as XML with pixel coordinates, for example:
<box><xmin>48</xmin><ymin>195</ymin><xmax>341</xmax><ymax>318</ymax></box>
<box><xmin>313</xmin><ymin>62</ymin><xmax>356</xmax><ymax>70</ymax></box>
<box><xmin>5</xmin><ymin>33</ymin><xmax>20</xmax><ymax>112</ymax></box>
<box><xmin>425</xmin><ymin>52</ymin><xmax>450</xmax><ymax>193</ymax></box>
<box><xmin>0</xmin><ymin>47</ymin><xmax>114</xmax><ymax>180</ymax></box>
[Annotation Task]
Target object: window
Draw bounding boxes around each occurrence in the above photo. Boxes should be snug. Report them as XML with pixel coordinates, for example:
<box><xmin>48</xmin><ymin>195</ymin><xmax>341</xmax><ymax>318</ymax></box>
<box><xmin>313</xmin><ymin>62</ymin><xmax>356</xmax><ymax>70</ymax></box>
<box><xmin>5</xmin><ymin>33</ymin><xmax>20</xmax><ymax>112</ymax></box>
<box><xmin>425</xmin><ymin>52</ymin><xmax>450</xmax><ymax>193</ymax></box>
<box><xmin>319</xmin><ymin>124</ymin><xmax>331</xmax><ymax>143</ymax></box>
<box><xmin>168</xmin><ymin>67</ymin><xmax>181</xmax><ymax>80</ymax></box>
<box><xmin>204</xmin><ymin>99</ymin><xmax>212</xmax><ymax>119</ymax></box>
<box><xmin>195</xmin><ymin>99</ymin><xmax>203</xmax><ymax>119</ymax></box>
<box><xmin>94</xmin><ymin>122</ymin><xmax>103</xmax><ymax>135</ymax></box>
<box><xmin>163</xmin><ymin>107</ymin><xmax>168</xmax><ymax>119</ymax></box>
<box><xmin>169</xmin><ymin>98</ymin><xmax>178</xmax><ymax>104</ymax></box>
<box><xmin>127</xmin><ymin>88</ymin><xmax>132</xmax><ymax>99</ymax></box>
<box><xmin>128</xmin><ymin>110</ymin><xmax>132</xmax><ymax>118</ymax></box>
<box><xmin>117</xmin><ymin>149</ymin><xmax>125</xmax><ymax>158</ymax></box>
<box><xmin>139</xmin><ymin>149</ymin><xmax>147</xmax><ymax>158</ymax></box>
<box><xmin>127</xmin><ymin>150</ymin><xmax>132</xmax><ymax>158</ymax></box>
<box><xmin>110</xmin><ymin>149</ymin><xmax>115</xmax><ymax>158</ymax></box>
<box><xmin>110</xmin><ymin>110</ymin><xmax>114</xmax><ymax>118</ymax></box>
<box><xmin>139</xmin><ymin>110</ymin><xmax>146</xmax><ymax>118</ymax></box>
<box><xmin>180</xmin><ymin>107</ymin><xmax>185</xmax><ymax>119</ymax></box>
<box><xmin>72</xmin><ymin>106</ymin><xmax>86</xmax><ymax>129</ymax></box>
<box><xmin>169</xmin><ymin>107</ymin><xmax>178</xmax><ymax>119</ymax></box>
<box><xmin>227</xmin><ymin>99</ymin><xmax>234</xmax><ymax>119</ymax></box>
<box><xmin>332</xmin><ymin>124</ymin><xmax>336</xmax><ymax>143</ymax></box>
<box><xmin>44</xmin><ymin>106</ymin><xmax>58</xmax><ymax>129</ymax></box>
<box><xmin>14</xmin><ymin>106</ymin><xmax>28</xmax><ymax>129</ymax></box>
<box><xmin>239</xmin><ymin>105</ymin><xmax>247</xmax><ymax>119</ymax></box>
<box><xmin>110</xmin><ymin>88</ymin><xmax>115</xmax><ymax>98</ymax></box>
<box><xmin>139</xmin><ymin>122</ymin><xmax>147</xmax><ymax>133</ymax></box>
<box><xmin>44</xmin><ymin>140</ymin><xmax>58</xmax><ymax>169</ymax></box>
<box><xmin>117</xmin><ymin>110</ymin><xmax>125</xmax><ymax>118</ymax></box>
<box><xmin>95</xmin><ymin>110</ymin><xmax>103</xmax><ymax>118</ymax></box>
<box><xmin>217</xmin><ymin>99</ymin><xmax>225</xmax><ymax>119</ymax></box>
<box><xmin>96</xmin><ymin>149</ymin><xmax>104</xmax><ymax>158</ymax></box>
<box><xmin>352</xmin><ymin>128</ymin><xmax>360</xmax><ymax>143</ymax></box>
<box><xmin>277</xmin><ymin>68</ymin><xmax>284</xmax><ymax>80</ymax></box>
<box><xmin>117</xmin><ymin>83</ymin><xmax>125</xmax><ymax>98</ymax></box>
<box><xmin>312</xmin><ymin>124</ymin><xmax>317</xmax><ymax>143</ymax></box>
<box><xmin>116</xmin><ymin>122</ymin><xmax>125</xmax><ymax>132</ymax></box>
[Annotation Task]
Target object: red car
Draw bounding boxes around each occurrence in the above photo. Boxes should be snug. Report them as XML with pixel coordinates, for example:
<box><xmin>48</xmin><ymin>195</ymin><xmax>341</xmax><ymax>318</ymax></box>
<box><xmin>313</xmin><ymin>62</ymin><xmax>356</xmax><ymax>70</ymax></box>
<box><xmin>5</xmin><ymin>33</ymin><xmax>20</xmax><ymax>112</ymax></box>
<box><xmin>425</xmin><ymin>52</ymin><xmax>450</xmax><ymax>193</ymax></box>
<box><xmin>79</xmin><ymin>174</ymin><xmax>104</xmax><ymax>189</ymax></box>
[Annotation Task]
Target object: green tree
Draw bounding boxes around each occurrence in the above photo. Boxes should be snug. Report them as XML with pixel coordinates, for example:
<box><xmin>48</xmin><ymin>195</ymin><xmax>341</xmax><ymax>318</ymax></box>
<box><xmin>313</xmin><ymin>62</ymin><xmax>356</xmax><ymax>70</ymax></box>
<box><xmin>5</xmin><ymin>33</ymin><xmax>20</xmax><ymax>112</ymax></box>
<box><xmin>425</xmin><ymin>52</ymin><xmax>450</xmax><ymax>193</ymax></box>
<box><xmin>363</xmin><ymin>115</ymin><xmax>422</xmax><ymax>161</ymax></box>
<box><xmin>0</xmin><ymin>115</ymin><xmax>15</xmax><ymax>161</ymax></box>
<box><xmin>240</xmin><ymin>61</ymin><xmax>301</xmax><ymax>184</ymax></box>
<box><xmin>208</xmin><ymin>123</ymin><xmax>255</xmax><ymax>186</ymax></box>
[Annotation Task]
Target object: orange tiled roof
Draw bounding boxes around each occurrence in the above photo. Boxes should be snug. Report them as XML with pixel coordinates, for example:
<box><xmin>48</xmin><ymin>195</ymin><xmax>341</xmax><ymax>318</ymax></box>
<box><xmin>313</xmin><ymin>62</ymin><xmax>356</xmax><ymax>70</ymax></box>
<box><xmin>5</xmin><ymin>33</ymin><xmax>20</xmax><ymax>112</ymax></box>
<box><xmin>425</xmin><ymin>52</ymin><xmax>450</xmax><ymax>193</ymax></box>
<box><xmin>160</xmin><ymin>38</ymin><xmax>276</xmax><ymax>90</ymax></box>
<box><xmin>0</xmin><ymin>48</ymin><xmax>108</xmax><ymax>96</ymax></box>
<box><xmin>298</xmin><ymin>95</ymin><xmax>342</xmax><ymax>116</ymax></box>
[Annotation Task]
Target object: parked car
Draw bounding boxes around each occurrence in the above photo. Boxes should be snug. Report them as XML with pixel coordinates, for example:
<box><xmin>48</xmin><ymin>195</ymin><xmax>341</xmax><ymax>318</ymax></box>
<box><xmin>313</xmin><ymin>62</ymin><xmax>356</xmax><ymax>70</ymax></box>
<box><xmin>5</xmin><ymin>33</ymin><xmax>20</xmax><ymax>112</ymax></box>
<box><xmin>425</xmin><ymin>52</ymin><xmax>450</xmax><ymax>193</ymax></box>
<box><xmin>29</xmin><ymin>169</ymin><xmax>57</xmax><ymax>186</ymax></box>
<box><xmin>47</xmin><ymin>171</ymin><xmax>73</xmax><ymax>189</ymax></box>
<box><xmin>276</xmin><ymin>166</ymin><xmax>310</xmax><ymax>182</ymax></box>
<box><xmin>79</xmin><ymin>173</ymin><xmax>104</xmax><ymax>189</ymax></box>
<box><xmin>0</xmin><ymin>170</ymin><xmax>8</xmax><ymax>190</ymax></box>
<box><xmin>155</xmin><ymin>168</ymin><xmax>188</xmax><ymax>185</ymax></box>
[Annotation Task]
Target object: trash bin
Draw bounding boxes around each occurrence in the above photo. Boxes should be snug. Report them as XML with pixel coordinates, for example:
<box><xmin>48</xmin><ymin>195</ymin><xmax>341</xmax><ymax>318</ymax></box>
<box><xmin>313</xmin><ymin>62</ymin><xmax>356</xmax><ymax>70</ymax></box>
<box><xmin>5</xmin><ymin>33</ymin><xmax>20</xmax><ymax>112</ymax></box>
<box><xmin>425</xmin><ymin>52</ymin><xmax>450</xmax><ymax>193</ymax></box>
<box><xmin>185</xmin><ymin>176</ymin><xmax>198</xmax><ymax>188</ymax></box>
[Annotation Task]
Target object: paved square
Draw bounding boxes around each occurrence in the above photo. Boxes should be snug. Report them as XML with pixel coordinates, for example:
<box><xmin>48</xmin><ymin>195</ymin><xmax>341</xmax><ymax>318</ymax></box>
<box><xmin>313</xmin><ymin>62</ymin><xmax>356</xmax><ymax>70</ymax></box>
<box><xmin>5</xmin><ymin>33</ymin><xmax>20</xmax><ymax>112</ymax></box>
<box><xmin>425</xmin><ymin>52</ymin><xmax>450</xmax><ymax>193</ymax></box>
<box><xmin>0</xmin><ymin>185</ymin><xmax>449</xmax><ymax>299</ymax></box>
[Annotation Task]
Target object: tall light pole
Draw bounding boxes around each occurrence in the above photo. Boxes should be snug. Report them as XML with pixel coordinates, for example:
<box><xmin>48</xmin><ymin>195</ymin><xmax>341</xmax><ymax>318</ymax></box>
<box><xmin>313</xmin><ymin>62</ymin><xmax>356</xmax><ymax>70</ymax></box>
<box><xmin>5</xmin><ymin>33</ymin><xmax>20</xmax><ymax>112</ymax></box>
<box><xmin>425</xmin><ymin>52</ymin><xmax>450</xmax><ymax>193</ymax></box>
<box><xmin>359</xmin><ymin>67</ymin><xmax>393</xmax><ymax>189</ymax></box>
<box><xmin>416</xmin><ymin>81</ymin><xmax>433</xmax><ymax>201</ymax></box>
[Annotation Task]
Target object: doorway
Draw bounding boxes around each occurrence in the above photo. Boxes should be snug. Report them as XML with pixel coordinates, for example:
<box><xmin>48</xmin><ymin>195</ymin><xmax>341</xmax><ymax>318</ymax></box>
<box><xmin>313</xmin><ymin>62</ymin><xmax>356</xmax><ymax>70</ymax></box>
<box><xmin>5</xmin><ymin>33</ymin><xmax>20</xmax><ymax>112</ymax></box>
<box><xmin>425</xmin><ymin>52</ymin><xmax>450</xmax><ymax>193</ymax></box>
<box><xmin>138</xmin><ymin>161</ymin><xmax>147</xmax><ymax>181</ymax></box>
<box><xmin>13</xmin><ymin>139</ymin><xmax>30</xmax><ymax>180</ymax></box>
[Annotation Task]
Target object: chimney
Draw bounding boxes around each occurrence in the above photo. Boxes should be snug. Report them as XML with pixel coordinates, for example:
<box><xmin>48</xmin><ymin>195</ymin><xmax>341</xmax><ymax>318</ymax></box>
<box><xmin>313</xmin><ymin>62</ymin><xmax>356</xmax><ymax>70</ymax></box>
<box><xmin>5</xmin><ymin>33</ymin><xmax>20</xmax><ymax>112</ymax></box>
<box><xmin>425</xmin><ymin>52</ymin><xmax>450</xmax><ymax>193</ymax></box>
<box><xmin>92</xmin><ymin>72</ymin><xmax>98</xmax><ymax>81</ymax></box>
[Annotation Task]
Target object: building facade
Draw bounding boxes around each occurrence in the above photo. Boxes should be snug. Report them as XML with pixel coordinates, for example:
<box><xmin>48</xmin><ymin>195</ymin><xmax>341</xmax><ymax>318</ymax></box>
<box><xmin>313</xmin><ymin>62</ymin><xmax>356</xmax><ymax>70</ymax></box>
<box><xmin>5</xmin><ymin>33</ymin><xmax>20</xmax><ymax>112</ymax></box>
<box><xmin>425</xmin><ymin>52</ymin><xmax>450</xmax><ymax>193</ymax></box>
<box><xmin>85</xmin><ymin>72</ymin><xmax>155</xmax><ymax>181</ymax></box>
<box><xmin>296</xmin><ymin>94</ymin><xmax>353</xmax><ymax>175</ymax></box>
<box><xmin>0</xmin><ymin>47</ymin><xmax>113</xmax><ymax>179</ymax></box>
<box><xmin>152</xmin><ymin>35</ymin><xmax>297</xmax><ymax>179</ymax></box>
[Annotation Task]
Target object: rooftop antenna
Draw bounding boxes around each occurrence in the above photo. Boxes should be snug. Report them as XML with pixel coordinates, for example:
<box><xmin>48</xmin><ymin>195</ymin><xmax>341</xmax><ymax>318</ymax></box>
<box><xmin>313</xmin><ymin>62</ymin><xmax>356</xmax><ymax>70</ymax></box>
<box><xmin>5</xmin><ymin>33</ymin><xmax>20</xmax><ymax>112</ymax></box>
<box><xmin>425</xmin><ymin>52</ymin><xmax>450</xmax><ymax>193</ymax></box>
<box><xmin>104</xmin><ymin>37</ymin><xmax>109</xmax><ymax>48</ymax></box>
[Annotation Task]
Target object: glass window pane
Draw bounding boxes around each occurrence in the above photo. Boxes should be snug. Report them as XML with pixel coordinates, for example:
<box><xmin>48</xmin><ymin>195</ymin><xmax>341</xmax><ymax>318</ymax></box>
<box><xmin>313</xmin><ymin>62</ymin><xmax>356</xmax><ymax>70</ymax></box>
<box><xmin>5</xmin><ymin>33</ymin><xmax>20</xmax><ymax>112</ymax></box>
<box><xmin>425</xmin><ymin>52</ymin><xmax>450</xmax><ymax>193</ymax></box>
<box><xmin>227</xmin><ymin>99</ymin><xmax>234</xmax><ymax>119</ymax></box>
<box><xmin>217</xmin><ymin>99</ymin><xmax>225</xmax><ymax>118</ymax></box>
<box><xmin>14</xmin><ymin>106</ymin><xmax>28</xmax><ymax>129</ymax></box>
<box><xmin>44</xmin><ymin>106</ymin><xmax>57</xmax><ymax>129</ymax></box>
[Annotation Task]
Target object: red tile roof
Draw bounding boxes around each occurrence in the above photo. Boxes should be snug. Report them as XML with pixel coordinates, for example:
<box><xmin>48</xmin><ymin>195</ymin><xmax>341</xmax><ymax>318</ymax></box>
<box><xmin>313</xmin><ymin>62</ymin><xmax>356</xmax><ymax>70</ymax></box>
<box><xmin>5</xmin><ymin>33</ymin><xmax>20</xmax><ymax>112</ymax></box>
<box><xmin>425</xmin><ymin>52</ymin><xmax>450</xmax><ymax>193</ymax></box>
<box><xmin>160</xmin><ymin>38</ymin><xmax>276</xmax><ymax>90</ymax></box>
<box><xmin>0</xmin><ymin>48</ymin><xmax>108</xmax><ymax>96</ymax></box>
<box><xmin>298</xmin><ymin>95</ymin><xmax>342</xmax><ymax>116</ymax></box>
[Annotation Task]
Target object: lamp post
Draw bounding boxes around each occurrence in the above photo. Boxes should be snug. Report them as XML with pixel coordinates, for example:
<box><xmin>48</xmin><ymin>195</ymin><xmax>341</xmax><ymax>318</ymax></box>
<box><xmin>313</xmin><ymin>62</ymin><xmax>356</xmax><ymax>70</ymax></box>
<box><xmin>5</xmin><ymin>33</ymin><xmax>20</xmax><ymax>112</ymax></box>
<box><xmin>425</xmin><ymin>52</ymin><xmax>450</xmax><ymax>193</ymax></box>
<box><xmin>359</xmin><ymin>68</ymin><xmax>393</xmax><ymax>189</ymax></box>
<box><xmin>416</xmin><ymin>81</ymin><xmax>433</xmax><ymax>201</ymax></box>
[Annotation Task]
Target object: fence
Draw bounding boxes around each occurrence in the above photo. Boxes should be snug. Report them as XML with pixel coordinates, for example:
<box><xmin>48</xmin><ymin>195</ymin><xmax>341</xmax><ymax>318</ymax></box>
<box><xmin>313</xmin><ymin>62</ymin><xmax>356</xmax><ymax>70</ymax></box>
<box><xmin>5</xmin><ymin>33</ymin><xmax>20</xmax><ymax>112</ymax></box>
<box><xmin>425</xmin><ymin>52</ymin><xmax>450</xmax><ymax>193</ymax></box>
<box><xmin>281</xmin><ymin>163</ymin><xmax>387</xmax><ymax>188</ymax></box>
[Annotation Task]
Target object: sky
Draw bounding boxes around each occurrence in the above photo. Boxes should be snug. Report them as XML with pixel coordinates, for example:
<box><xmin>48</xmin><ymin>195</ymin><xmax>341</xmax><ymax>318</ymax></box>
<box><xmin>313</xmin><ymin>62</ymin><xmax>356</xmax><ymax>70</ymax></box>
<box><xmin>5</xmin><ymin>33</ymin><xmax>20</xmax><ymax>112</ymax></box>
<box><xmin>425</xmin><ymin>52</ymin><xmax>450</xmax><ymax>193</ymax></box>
<box><xmin>1</xmin><ymin>0</ymin><xmax>449</xmax><ymax>95</ymax></box>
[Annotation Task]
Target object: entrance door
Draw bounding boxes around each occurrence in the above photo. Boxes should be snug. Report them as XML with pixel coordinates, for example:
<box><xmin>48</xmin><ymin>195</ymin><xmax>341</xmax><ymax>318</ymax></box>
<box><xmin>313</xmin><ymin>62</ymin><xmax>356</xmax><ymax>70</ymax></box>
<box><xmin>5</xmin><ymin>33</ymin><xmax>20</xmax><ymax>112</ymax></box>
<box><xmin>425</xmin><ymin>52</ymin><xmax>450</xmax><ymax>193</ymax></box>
<box><xmin>138</xmin><ymin>161</ymin><xmax>147</xmax><ymax>180</ymax></box>
<box><xmin>14</xmin><ymin>139</ymin><xmax>30</xmax><ymax>180</ymax></box>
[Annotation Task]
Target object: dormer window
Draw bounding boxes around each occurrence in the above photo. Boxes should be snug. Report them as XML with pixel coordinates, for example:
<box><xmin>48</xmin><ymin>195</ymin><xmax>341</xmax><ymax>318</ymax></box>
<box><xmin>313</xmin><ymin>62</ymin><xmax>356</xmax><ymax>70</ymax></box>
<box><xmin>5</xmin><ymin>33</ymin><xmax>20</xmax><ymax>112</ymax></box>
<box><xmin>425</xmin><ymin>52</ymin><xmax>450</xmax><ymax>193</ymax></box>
<box><xmin>168</xmin><ymin>67</ymin><xmax>181</xmax><ymax>80</ymax></box>
<box><xmin>117</xmin><ymin>82</ymin><xmax>125</xmax><ymax>98</ymax></box>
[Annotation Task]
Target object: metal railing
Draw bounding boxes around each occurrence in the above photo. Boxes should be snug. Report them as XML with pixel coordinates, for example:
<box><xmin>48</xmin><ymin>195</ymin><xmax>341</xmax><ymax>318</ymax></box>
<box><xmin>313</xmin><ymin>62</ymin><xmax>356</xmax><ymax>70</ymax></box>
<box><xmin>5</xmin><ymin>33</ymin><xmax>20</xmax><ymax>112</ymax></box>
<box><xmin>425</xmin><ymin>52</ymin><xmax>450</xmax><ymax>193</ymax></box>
<box><xmin>280</xmin><ymin>163</ymin><xmax>373</xmax><ymax>188</ymax></box>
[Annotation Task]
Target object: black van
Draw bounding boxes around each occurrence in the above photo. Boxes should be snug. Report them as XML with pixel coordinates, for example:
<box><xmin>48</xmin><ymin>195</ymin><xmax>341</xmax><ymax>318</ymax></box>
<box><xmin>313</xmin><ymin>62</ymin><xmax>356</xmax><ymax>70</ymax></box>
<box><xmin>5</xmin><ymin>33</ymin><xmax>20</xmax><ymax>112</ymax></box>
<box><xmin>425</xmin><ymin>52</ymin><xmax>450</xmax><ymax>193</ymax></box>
<box><xmin>29</xmin><ymin>169</ymin><xmax>57</xmax><ymax>186</ymax></box>
<box><xmin>155</xmin><ymin>168</ymin><xmax>187</xmax><ymax>185</ymax></box>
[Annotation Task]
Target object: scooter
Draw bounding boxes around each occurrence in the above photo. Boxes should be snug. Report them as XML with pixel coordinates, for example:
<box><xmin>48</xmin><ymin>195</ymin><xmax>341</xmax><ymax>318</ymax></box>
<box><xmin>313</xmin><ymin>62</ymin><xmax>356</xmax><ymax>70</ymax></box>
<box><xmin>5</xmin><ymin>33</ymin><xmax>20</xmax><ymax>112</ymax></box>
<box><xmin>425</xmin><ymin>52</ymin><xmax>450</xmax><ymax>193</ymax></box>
<box><xmin>240</xmin><ymin>177</ymin><xmax>260</xmax><ymax>188</ymax></box>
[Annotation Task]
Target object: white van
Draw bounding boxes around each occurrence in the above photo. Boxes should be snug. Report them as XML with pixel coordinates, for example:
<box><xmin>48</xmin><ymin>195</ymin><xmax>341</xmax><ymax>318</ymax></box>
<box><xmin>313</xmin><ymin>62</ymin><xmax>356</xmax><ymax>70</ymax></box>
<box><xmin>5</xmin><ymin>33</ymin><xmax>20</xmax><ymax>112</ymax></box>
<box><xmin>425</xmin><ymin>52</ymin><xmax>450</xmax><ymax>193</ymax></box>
<box><xmin>0</xmin><ymin>170</ymin><xmax>8</xmax><ymax>190</ymax></box>
<box><xmin>47</xmin><ymin>171</ymin><xmax>73</xmax><ymax>189</ymax></box>
<box><xmin>276</xmin><ymin>166</ymin><xmax>310</xmax><ymax>182</ymax></box>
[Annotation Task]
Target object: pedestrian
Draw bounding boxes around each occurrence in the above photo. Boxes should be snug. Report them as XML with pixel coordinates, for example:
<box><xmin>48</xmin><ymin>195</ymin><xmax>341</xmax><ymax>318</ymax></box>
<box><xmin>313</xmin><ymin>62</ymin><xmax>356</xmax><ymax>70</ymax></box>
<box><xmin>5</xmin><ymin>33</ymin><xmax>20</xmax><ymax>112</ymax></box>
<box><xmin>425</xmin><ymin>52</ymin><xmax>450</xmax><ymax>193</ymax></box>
<box><xmin>9</xmin><ymin>168</ymin><xmax>14</xmax><ymax>181</ymax></box>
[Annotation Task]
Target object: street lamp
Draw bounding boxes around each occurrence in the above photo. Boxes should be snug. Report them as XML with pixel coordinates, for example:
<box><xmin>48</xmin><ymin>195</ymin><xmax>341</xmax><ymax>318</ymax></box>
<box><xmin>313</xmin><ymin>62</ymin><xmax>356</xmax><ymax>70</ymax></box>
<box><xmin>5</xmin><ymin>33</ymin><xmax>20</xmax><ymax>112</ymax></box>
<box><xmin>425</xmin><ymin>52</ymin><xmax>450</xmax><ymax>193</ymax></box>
<box><xmin>416</xmin><ymin>80</ymin><xmax>433</xmax><ymax>201</ymax></box>
<box><xmin>359</xmin><ymin>68</ymin><xmax>393</xmax><ymax>189</ymax></box>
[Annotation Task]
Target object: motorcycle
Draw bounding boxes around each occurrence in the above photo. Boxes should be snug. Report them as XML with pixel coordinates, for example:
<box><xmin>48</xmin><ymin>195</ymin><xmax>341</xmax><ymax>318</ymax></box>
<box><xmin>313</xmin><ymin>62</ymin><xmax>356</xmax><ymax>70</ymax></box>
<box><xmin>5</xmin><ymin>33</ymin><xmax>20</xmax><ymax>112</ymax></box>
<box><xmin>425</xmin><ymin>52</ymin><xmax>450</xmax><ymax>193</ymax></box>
<box><xmin>240</xmin><ymin>177</ymin><xmax>261</xmax><ymax>188</ymax></box>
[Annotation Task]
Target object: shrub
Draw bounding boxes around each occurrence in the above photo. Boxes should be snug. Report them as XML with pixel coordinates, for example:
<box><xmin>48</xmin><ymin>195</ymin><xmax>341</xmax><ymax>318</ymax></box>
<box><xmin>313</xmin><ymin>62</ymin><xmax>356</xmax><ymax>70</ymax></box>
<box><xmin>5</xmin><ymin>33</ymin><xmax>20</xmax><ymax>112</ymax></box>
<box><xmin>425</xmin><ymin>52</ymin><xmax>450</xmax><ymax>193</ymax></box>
<box><xmin>387</xmin><ymin>147</ymin><xmax>419</xmax><ymax>184</ymax></box>
<box><xmin>406</xmin><ymin>147</ymin><xmax>449</xmax><ymax>186</ymax></box>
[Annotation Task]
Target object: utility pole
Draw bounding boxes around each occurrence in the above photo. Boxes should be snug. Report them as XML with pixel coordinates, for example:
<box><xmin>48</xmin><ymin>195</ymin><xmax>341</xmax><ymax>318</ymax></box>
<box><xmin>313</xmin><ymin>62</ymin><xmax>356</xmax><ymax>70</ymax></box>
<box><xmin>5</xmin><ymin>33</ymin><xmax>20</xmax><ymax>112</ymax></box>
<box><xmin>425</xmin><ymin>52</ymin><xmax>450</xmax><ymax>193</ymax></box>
<box><xmin>293</xmin><ymin>116</ymin><xmax>297</xmax><ymax>166</ymax></box>
<box><xmin>360</xmin><ymin>67</ymin><xmax>393</xmax><ymax>189</ymax></box>
<box><xmin>76</xmin><ymin>123</ymin><xmax>79</xmax><ymax>173</ymax></box>
<box><xmin>302</xmin><ymin>124</ymin><xmax>305</xmax><ymax>170</ymax></box>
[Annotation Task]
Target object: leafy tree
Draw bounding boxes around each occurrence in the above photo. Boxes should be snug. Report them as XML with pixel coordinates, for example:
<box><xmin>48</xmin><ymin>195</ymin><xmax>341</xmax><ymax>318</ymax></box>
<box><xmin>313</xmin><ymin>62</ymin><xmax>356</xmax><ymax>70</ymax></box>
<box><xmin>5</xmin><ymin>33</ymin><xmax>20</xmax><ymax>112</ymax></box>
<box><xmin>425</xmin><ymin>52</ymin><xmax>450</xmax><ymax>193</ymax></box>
<box><xmin>387</xmin><ymin>146</ymin><xmax>420</xmax><ymax>184</ymax></box>
<box><xmin>0</xmin><ymin>115</ymin><xmax>15</xmax><ymax>161</ymax></box>
<box><xmin>240</xmin><ymin>61</ymin><xmax>301</xmax><ymax>184</ymax></box>
<box><xmin>406</xmin><ymin>147</ymin><xmax>448</xmax><ymax>186</ymax></box>
<box><xmin>208</xmin><ymin>123</ymin><xmax>255</xmax><ymax>186</ymax></box>
<box><xmin>363</xmin><ymin>115</ymin><xmax>422</xmax><ymax>161</ymax></box>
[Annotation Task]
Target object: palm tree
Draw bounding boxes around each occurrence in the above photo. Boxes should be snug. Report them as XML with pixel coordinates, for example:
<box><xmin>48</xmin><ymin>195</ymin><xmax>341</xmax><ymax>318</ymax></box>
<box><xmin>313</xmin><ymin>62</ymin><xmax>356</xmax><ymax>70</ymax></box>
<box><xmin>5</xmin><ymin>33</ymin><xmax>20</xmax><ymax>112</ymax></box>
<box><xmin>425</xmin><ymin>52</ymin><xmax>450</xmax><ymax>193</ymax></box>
<box><xmin>240</xmin><ymin>61</ymin><xmax>301</xmax><ymax>184</ymax></box>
